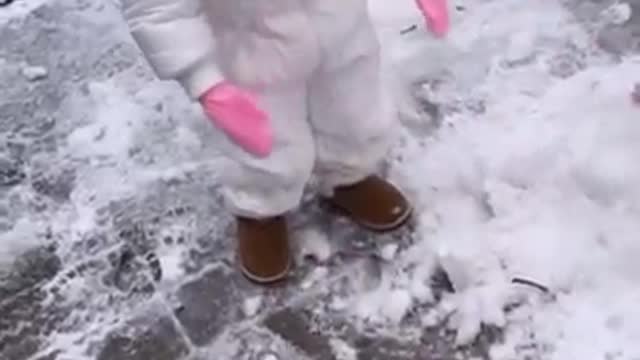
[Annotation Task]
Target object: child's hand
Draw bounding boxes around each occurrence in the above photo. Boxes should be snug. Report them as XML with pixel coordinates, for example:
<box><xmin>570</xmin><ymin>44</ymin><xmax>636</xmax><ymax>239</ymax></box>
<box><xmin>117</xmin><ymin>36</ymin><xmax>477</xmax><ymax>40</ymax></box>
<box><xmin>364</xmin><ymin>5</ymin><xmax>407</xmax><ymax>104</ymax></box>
<box><xmin>415</xmin><ymin>0</ymin><xmax>449</xmax><ymax>37</ymax></box>
<box><xmin>200</xmin><ymin>82</ymin><xmax>273</xmax><ymax>158</ymax></box>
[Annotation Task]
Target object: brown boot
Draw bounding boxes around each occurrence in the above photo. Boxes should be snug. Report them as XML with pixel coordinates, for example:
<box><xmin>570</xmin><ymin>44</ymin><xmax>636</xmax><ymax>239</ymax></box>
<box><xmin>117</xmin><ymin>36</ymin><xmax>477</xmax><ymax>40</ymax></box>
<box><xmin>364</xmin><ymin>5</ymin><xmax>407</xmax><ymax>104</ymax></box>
<box><xmin>236</xmin><ymin>216</ymin><xmax>291</xmax><ymax>284</ymax></box>
<box><xmin>327</xmin><ymin>176</ymin><xmax>412</xmax><ymax>232</ymax></box>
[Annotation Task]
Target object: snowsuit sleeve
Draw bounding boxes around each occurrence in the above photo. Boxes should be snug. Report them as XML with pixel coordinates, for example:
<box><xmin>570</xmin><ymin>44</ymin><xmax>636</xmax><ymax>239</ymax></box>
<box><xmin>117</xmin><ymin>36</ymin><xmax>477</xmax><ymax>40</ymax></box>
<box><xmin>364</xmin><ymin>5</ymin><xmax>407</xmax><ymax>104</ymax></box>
<box><xmin>122</xmin><ymin>0</ymin><xmax>224</xmax><ymax>99</ymax></box>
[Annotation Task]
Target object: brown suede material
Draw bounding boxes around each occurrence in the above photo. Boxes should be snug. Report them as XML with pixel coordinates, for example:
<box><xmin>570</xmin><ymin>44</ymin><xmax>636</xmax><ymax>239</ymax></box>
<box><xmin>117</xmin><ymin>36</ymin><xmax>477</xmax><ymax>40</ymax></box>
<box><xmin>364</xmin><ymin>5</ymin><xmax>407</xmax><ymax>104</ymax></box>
<box><xmin>237</xmin><ymin>216</ymin><xmax>291</xmax><ymax>283</ymax></box>
<box><xmin>328</xmin><ymin>176</ymin><xmax>412</xmax><ymax>231</ymax></box>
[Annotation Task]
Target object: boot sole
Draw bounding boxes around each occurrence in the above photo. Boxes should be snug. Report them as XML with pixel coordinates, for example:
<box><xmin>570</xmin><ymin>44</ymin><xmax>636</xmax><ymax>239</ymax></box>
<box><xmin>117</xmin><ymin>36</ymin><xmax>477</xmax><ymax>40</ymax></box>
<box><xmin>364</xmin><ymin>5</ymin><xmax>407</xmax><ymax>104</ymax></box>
<box><xmin>356</xmin><ymin>205</ymin><xmax>413</xmax><ymax>233</ymax></box>
<box><xmin>360</xmin><ymin>205</ymin><xmax>413</xmax><ymax>232</ymax></box>
<box><xmin>325</xmin><ymin>199</ymin><xmax>414</xmax><ymax>233</ymax></box>
<box><xmin>240</xmin><ymin>258</ymin><xmax>292</xmax><ymax>285</ymax></box>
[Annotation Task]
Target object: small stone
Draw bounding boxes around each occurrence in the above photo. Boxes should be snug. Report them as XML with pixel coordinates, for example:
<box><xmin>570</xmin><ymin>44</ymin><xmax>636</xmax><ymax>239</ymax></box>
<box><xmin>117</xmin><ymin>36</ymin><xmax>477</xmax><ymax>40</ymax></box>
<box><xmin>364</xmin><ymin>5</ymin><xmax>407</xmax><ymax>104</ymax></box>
<box><xmin>21</xmin><ymin>65</ymin><xmax>48</xmax><ymax>81</ymax></box>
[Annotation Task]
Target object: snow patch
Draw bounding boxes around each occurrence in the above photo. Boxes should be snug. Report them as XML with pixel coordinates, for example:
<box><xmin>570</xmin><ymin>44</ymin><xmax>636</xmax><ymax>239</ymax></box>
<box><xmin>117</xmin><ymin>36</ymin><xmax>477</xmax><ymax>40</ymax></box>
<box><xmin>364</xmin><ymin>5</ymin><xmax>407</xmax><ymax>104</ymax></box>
<box><xmin>295</xmin><ymin>228</ymin><xmax>333</xmax><ymax>263</ymax></box>
<box><xmin>0</xmin><ymin>217</ymin><xmax>45</xmax><ymax>273</ymax></box>
<box><xmin>329</xmin><ymin>338</ymin><xmax>358</xmax><ymax>360</ymax></box>
<box><xmin>21</xmin><ymin>65</ymin><xmax>48</xmax><ymax>81</ymax></box>
<box><xmin>378</xmin><ymin>243</ymin><xmax>399</xmax><ymax>261</ymax></box>
<box><xmin>601</xmin><ymin>2</ymin><xmax>632</xmax><ymax>25</ymax></box>
<box><xmin>351</xmin><ymin>0</ymin><xmax>640</xmax><ymax>358</ymax></box>
<box><xmin>301</xmin><ymin>266</ymin><xmax>329</xmax><ymax>290</ymax></box>
<box><xmin>403</xmin><ymin>53</ymin><xmax>640</xmax><ymax>359</ymax></box>
<box><xmin>243</xmin><ymin>296</ymin><xmax>263</xmax><ymax>317</ymax></box>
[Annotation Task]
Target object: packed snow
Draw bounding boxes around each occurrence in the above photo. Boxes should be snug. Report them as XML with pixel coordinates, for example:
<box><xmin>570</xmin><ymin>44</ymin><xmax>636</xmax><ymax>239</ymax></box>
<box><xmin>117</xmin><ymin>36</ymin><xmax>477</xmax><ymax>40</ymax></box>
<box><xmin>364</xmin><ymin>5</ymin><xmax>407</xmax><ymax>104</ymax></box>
<box><xmin>2</xmin><ymin>0</ymin><xmax>640</xmax><ymax>359</ymax></box>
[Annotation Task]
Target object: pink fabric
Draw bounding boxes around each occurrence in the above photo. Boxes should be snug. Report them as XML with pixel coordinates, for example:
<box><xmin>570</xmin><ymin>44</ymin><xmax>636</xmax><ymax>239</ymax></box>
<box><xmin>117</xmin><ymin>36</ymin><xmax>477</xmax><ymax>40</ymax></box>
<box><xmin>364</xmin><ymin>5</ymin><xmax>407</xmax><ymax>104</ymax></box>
<box><xmin>415</xmin><ymin>0</ymin><xmax>449</xmax><ymax>37</ymax></box>
<box><xmin>200</xmin><ymin>82</ymin><xmax>273</xmax><ymax>158</ymax></box>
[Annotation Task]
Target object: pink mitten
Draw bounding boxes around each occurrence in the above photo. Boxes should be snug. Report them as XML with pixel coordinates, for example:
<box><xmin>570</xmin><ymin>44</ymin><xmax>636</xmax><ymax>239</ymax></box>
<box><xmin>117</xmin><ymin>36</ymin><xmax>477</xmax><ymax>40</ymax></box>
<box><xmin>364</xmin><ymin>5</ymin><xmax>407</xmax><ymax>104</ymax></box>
<box><xmin>200</xmin><ymin>82</ymin><xmax>273</xmax><ymax>158</ymax></box>
<box><xmin>415</xmin><ymin>0</ymin><xmax>450</xmax><ymax>37</ymax></box>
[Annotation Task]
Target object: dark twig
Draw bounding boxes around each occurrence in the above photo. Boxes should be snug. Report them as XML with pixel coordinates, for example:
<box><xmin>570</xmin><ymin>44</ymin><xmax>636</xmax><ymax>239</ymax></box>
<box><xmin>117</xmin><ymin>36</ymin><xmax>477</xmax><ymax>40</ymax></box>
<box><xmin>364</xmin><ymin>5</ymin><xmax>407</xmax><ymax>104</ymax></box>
<box><xmin>400</xmin><ymin>24</ymin><xmax>418</xmax><ymax>35</ymax></box>
<box><xmin>512</xmin><ymin>277</ymin><xmax>550</xmax><ymax>294</ymax></box>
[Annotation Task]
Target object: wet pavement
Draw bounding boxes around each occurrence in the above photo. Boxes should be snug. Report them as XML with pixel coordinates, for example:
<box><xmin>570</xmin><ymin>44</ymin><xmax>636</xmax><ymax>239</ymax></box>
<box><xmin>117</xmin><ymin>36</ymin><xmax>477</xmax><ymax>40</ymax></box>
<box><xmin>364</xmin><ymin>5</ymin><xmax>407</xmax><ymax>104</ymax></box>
<box><xmin>1</xmin><ymin>0</ymin><xmax>639</xmax><ymax>359</ymax></box>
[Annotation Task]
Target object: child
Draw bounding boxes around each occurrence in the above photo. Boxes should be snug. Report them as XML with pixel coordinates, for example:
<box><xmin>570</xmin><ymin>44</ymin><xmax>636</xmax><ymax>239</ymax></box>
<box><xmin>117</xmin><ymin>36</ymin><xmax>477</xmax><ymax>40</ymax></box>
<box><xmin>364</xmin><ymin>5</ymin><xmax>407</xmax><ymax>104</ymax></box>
<box><xmin>122</xmin><ymin>0</ymin><xmax>448</xmax><ymax>284</ymax></box>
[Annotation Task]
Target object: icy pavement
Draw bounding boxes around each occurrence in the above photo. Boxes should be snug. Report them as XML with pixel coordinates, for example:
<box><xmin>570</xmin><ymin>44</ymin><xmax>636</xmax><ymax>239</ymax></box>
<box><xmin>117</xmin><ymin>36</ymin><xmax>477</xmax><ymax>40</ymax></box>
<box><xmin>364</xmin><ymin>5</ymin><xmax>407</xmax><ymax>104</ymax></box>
<box><xmin>2</xmin><ymin>0</ymin><xmax>640</xmax><ymax>359</ymax></box>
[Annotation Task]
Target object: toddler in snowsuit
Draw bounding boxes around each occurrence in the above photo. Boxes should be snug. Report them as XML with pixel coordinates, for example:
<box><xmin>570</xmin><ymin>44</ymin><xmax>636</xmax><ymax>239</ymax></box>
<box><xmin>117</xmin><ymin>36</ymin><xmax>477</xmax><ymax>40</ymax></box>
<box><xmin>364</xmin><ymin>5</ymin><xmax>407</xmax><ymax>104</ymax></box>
<box><xmin>122</xmin><ymin>0</ymin><xmax>448</xmax><ymax>284</ymax></box>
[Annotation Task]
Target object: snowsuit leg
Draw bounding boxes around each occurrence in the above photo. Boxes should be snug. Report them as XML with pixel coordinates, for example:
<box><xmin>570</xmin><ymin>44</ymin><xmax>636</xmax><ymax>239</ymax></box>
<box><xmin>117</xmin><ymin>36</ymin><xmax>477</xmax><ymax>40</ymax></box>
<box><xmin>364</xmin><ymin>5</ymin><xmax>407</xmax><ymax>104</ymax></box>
<box><xmin>218</xmin><ymin>3</ymin><xmax>395</xmax><ymax>215</ymax></box>
<box><xmin>308</xmin><ymin>7</ymin><xmax>396</xmax><ymax>193</ymax></box>
<box><xmin>217</xmin><ymin>84</ymin><xmax>316</xmax><ymax>219</ymax></box>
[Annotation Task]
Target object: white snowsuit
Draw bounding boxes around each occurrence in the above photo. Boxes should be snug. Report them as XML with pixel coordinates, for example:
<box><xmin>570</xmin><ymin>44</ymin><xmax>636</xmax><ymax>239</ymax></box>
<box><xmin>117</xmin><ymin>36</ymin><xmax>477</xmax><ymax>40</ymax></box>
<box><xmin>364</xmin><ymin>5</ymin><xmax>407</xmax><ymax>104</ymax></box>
<box><xmin>123</xmin><ymin>0</ymin><xmax>396</xmax><ymax>217</ymax></box>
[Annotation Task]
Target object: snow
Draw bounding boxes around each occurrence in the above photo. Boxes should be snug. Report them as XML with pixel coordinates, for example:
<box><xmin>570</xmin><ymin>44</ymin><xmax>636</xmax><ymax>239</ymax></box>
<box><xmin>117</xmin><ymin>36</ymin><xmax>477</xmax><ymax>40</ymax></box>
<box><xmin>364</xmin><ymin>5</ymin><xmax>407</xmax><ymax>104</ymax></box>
<box><xmin>378</xmin><ymin>243</ymin><xmax>399</xmax><ymax>261</ymax></box>
<box><xmin>3</xmin><ymin>0</ymin><xmax>640</xmax><ymax>358</ymax></box>
<box><xmin>0</xmin><ymin>217</ymin><xmax>45</xmax><ymax>274</ymax></box>
<box><xmin>21</xmin><ymin>64</ymin><xmax>48</xmax><ymax>81</ymax></box>
<box><xmin>156</xmin><ymin>241</ymin><xmax>186</xmax><ymax>283</ymax></box>
<box><xmin>294</xmin><ymin>228</ymin><xmax>333</xmax><ymax>263</ymax></box>
<box><xmin>601</xmin><ymin>2</ymin><xmax>633</xmax><ymax>26</ymax></box>
<box><xmin>346</xmin><ymin>0</ymin><xmax>640</xmax><ymax>358</ymax></box>
<box><xmin>243</xmin><ymin>296</ymin><xmax>264</xmax><ymax>317</ymax></box>
<box><xmin>300</xmin><ymin>266</ymin><xmax>329</xmax><ymax>290</ymax></box>
<box><xmin>329</xmin><ymin>338</ymin><xmax>358</xmax><ymax>360</ymax></box>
